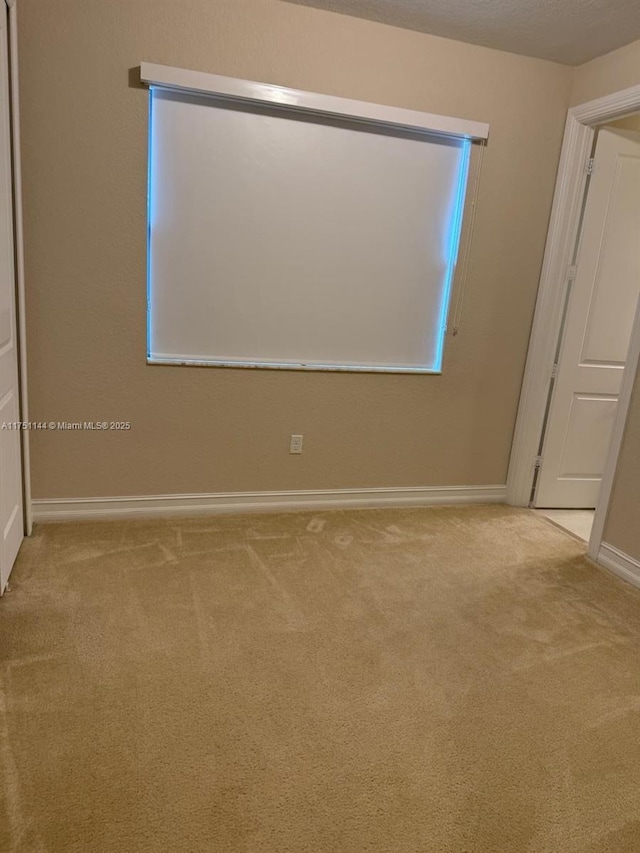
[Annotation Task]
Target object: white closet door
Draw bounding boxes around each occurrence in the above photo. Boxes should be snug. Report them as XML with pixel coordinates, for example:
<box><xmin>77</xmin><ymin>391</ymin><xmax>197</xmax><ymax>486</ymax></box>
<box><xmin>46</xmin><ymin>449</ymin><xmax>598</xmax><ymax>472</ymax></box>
<box><xmin>535</xmin><ymin>128</ymin><xmax>640</xmax><ymax>508</ymax></box>
<box><xmin>0</xmin><ymin>6</ymin><xmax>23</xmax><ymax>593</ymax></box>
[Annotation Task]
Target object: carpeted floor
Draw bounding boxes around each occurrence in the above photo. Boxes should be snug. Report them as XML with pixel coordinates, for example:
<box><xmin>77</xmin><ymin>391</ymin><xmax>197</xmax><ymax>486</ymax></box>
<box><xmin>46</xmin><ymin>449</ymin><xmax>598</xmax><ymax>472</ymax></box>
<box><xmin>2</xmin><ymin>505</ymin><xmax>640</xmax><ymax>852</ymax></box>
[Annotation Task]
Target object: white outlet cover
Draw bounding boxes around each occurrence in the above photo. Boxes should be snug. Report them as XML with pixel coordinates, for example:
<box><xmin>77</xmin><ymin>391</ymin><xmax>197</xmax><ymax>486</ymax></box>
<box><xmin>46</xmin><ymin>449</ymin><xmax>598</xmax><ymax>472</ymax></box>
<box><xmin>289</xmin><ymin>434</ymin><xmax>303</xmax><ymax>454</ymax></box>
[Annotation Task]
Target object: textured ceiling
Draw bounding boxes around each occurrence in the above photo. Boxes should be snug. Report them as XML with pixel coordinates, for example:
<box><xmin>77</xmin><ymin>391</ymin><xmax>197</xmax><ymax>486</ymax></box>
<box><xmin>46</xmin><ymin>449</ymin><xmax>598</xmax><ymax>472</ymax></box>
<box><xmin>281</xmin><ymin>0</ymin><xmax>640</xmax><ymax>65</ymax></box>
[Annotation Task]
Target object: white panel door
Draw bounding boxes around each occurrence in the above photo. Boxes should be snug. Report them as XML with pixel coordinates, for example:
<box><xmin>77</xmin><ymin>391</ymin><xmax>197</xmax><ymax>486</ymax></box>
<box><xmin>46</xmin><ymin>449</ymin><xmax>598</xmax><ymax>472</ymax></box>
<box><xmin>535</xmin><ymin>127</ymin><xmax>640</xmax><ymax>508</ymax></box>
<box><xmin>0</xmin><ymin>8</ymin><xmax>23</xmax><ymax>592</ymax></box>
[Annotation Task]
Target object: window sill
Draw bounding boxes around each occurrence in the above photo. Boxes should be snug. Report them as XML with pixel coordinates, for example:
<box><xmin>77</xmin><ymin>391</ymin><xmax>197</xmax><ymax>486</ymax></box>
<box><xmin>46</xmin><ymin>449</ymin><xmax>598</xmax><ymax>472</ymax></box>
<box><xmin>146</xmin><ymin>357</ymin><xmax>442</xmax><ymax>375</ymax></box>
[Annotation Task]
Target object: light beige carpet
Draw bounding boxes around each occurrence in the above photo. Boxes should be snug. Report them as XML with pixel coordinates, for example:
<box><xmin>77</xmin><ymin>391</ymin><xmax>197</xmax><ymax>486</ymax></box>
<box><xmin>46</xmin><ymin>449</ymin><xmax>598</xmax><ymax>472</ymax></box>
<box><xmin>2</xmin><ymin>505</ymin><xmax>640</xmax><ymax>852</ymax></box>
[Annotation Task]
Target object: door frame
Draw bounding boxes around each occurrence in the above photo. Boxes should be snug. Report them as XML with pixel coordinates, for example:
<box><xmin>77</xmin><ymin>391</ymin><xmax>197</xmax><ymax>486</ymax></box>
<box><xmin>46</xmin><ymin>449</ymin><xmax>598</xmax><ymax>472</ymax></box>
<box><xmin>5</xmin><ymin>0</ymin><xmax>30</xmax><ymax>535</ymax></box>
<box><xmin>506</xmin><ymin>82</ymin><xmax>640</xmax><ymax>553</ymax></box>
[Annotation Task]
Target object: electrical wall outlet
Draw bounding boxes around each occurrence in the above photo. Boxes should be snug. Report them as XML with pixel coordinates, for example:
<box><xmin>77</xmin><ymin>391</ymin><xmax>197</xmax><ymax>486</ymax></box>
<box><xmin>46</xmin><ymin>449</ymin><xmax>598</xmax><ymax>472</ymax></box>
<box><xmin>289</xmin><ymin>434</ymin><xmax>303</xmax><ymax>454</ymax></box>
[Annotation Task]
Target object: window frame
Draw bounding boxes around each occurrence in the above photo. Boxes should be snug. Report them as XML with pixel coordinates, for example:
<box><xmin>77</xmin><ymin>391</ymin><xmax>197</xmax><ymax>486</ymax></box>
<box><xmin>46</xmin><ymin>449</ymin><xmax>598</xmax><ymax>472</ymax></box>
<box><xmin>141</xmin><ymin>63</ymin><xmax>489</xmax><ymax>374</ymax></box>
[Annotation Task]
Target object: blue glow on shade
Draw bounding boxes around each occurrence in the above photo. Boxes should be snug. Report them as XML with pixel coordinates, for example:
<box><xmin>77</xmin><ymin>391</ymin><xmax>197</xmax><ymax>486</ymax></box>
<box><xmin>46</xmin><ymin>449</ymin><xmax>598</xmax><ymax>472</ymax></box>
<box><xmin>433</xmin><ymin>138</ymin><xmax>472</xmax><ymax>373</ymax></box>
<box><xmin>146</xmin><ymin>89</ymin><xmax>154</xmax><ymax>360</ymax></box>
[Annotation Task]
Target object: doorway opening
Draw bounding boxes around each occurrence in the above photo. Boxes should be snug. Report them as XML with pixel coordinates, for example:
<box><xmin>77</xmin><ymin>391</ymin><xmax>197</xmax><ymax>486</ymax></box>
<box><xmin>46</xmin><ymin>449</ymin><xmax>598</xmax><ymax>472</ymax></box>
<box><xmin>535</xmin><ymin>115</ymin><xmax>640</xmax><ymax>542</ymax></box>
<box><xmin>507</xmin><ymin>83</ymin><xmax>640</xmax><ymax>570</ymax></box>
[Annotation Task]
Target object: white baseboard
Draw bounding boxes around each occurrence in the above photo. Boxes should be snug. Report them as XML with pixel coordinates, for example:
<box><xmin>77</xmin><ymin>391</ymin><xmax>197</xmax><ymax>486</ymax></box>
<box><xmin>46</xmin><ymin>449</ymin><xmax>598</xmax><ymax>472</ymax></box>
<box><xmin>31</xmin><ymin>484</ymin><xmax>506</xmax><ymax>523</ymax></box>
<box><xmin>597</xmin><ymin>542</ymin><xmax>640</xmax><ymax>590</ymax></box>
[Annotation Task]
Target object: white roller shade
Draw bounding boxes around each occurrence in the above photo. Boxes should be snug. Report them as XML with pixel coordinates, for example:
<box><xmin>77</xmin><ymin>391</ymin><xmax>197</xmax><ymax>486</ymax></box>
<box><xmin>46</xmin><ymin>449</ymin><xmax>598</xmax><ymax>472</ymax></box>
<box><xmin>147</xmin><ymin>81</ymin><xmax>475</xmax><ymax>373</ymax></box>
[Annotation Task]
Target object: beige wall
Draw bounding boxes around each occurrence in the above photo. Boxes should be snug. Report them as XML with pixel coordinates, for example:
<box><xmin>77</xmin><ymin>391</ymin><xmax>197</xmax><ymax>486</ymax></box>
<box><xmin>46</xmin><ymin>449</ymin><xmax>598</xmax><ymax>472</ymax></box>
<box><xmin>571</xmin><ymin>39</ymin><xmax>640</xmax><ymax>106</ymax></box>
<box><xmin>607</xmin><ymin>113</ymin><xmax>640</xmax><ymax>132</ymax></box>
<box><xmin>570</xmin><ymin>39</ymin><xmax>640</xmax><ymax>560</ymax></box>
<box><xmin>19</xmin><ymin>0</ymin><xmax>572</xmax><ymax>499</ymax></box>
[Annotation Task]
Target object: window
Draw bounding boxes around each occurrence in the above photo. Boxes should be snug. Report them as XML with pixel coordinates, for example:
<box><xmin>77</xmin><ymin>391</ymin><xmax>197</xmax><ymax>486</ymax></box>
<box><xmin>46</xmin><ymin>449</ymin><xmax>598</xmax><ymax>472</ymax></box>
<box><xmin>143</xmin><ymin>64</ymin><xmax>488</xmax><ymax>373</ymax></box>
